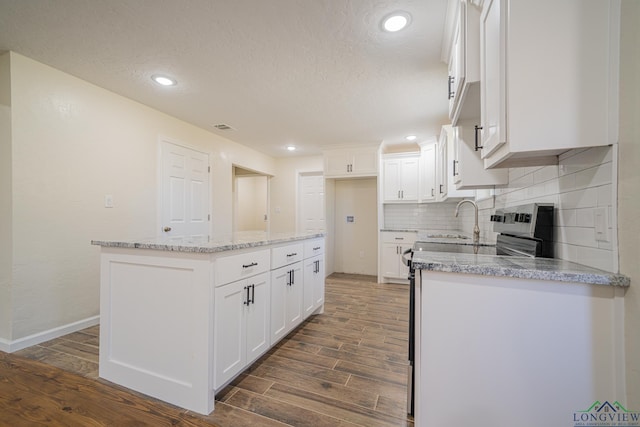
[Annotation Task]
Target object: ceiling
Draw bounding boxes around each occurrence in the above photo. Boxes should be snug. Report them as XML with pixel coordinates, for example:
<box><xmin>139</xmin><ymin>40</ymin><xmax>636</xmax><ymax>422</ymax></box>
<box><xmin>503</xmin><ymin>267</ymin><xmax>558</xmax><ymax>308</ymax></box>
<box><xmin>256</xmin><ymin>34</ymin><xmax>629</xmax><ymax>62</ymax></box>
<box><xmin>0</xmin><ymin>0</ymin><xmax>451</xmax><ymax>157</ymax></box>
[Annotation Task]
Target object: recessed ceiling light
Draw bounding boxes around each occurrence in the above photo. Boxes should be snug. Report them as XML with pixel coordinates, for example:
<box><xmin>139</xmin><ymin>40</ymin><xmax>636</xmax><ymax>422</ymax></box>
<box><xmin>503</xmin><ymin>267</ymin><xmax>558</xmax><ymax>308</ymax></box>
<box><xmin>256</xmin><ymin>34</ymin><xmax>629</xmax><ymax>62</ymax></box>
<box><xmin>152</xmin><ymin>74</ymin><xmax>177</xmax><ymax>86</ymax></box>
<box><xmin>406</xmin><ymin>135</ymin><xmax>417</xmax><ymax>141</ymax></box>
<box><xmin>286</xmin><ymin>145</ymin><xmax>296</xmax><ymax>151</ymax></box>
<box><xmin>382</xmin><ymin>11</ymin><xmax>411</xmax><ymax>32</ymax></box>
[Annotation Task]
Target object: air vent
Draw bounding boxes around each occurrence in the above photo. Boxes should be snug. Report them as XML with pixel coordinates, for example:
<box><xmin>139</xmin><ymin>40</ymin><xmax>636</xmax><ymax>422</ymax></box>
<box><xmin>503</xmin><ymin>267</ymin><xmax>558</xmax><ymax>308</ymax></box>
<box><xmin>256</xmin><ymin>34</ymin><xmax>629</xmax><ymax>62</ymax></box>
<box><xmin>213</xmin><ymin>123</ymin><xmax>234</xmax><ymax>131</ymax></box>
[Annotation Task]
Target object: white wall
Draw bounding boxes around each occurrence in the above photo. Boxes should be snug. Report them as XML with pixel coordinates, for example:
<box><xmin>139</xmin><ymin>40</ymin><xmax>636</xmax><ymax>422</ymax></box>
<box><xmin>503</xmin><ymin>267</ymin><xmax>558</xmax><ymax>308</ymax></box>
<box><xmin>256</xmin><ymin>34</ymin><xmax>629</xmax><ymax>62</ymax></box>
<box><xmin>4</xmin><ymin>52</ymin><xmax>277</xmax><ymax>343</ymax></box>
<box><xmin>235</xmin><ymin>176</ymin><xmax>267</xmax><ymax>231</ymax></box>
<box><xmin>458</xmin><ymin>147</ymin><xmax>617</xmax><ymax>272</ymax></box>
<box><xmin>620</xmin><ymin>0</ymin><xmax>640</xmax><ymax>408</ymax></box>
<box><xmin>334</xmin><ymin>178</ymin><xmax>378</xmax><ymax>275</ymax></box>
<box><xmin>269</xmin><ymin>155</ymin><xmax>323</xmax><ymax>233</ymax></box>
<box><xmin>0</xmin><ymin>52</ymin><xmax>12</xmax><ymax>341</ymax></box>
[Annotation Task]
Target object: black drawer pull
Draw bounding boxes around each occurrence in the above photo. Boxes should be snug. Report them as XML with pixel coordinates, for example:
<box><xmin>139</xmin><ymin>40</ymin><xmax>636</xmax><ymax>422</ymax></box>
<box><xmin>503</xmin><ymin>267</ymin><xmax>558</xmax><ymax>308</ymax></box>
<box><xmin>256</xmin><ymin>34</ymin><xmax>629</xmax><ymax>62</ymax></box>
<box><xmin>242</xmin><ymin>262</ymin><xmax>258</xmax><ymax>268</ymax></box>
<box><xmin>286</xmin><ymin>252</ymin><xmax>297</xmax><ymax>257</ymax></box>
<box><xmin>313</xmin><ymin>246</ymin><xmax>321</xmax><ymax>251</ymax></box>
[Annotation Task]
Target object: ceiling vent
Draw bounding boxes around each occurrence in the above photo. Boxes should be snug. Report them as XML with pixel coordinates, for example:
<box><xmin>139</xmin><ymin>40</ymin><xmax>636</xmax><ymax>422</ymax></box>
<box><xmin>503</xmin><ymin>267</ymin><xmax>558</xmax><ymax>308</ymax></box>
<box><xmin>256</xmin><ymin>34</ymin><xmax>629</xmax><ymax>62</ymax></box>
<box><xmin>213</xmin><ymin>123</ymin><xmax>234</xmax><ymax>131</ymax></box>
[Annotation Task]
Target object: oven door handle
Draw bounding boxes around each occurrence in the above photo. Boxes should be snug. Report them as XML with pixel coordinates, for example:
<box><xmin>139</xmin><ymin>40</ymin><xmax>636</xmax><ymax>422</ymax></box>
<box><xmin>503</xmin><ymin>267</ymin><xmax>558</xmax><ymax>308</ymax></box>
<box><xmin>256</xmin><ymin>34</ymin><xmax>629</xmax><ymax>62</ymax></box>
<box><xmin>499</xmin><ymin>246</ymin><xmax>535</xmax><ymax>258</ymax></box>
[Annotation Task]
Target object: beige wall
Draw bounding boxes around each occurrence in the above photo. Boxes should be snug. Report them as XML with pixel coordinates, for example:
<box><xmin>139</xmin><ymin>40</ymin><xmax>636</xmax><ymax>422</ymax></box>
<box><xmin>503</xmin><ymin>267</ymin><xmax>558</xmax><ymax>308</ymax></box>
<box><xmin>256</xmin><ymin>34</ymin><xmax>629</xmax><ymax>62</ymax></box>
<box><xmin>235</xmin><ymin>175</ymin><xmax>267</xmax><ymax>231</ymax></box>
<box><xmin>0</xmin><ymin>52</ymin><xmax>12</xmax><ymax>340</ymax></box>
<box><xmin>269</xmin><ymin>155</ymin><xmax>323</xmax><ymax>233</ymax></box>
<box><xmin>334</xmin><ymin>178</ymin><xmax>378</xmax><ymax>275</ymax></box>
<box><xmin>5</xmin><ymin>52</ymin><xmax>276</xmax><ymax>342</ymax></box>
<box><xmin>620</xmin><ymin>0</ymin><xmax>640</xmax><ymax>408</ymax></box>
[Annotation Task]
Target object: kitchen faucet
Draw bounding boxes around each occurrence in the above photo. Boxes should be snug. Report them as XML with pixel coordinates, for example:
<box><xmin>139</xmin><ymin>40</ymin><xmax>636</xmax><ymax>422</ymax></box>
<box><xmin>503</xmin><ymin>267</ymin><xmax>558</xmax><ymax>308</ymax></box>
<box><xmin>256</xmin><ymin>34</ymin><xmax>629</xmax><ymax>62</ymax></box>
<box><xmin>455</xmin><ymin>200</ymin><xmax>480</xmax><ymax>246</ymax></box>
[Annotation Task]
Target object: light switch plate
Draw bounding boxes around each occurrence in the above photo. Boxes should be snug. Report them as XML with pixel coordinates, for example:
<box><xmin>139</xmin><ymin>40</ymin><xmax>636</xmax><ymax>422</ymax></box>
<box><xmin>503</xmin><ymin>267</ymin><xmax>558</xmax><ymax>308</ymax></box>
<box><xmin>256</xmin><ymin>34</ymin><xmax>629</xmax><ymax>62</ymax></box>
<box><xmin>105</xmin><ymin>194</ymin><xmax>114</xmax><ymax>208</ymax></box>
<box><xmin>594</xmin><ymin>207</ymin><xmax>609</xmax><ymax>242</ymax></box>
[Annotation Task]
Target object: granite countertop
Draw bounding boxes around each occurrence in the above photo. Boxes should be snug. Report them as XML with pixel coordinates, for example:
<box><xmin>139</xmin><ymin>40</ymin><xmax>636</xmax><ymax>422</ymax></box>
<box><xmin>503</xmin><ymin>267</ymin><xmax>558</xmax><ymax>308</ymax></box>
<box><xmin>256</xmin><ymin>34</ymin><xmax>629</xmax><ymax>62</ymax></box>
<box><xmin>91</xmin><ymin>231</ymin><xmax>325</xmax><ymax>254</ymax></box>
<box><xmin>412</xmin><ymin>251</ymin><xmax>630</xmax><ymax>287</ymax></box>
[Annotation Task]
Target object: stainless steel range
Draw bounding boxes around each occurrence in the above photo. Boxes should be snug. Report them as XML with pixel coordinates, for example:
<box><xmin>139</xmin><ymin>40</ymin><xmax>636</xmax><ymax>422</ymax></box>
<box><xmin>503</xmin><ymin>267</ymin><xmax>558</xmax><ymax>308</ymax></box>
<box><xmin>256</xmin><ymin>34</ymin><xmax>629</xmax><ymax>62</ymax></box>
<box><xmin>403</xmin><ymin>203</ymin><xmax>554</xmax><ymax>416</ymax></box>
<box><xmin>492</xmin><ymin>203</ymin><xmax>554</xmax><ymax>258</ymax></box>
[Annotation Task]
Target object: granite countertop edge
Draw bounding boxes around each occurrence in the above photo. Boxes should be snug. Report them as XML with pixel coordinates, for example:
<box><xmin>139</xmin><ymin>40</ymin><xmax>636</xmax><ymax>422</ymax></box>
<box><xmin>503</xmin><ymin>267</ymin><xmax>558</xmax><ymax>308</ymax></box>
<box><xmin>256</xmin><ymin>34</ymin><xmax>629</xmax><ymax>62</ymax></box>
<box><xmin>412</xmin><ymin>252</ymin><xmax>630</xmax><ymax>287</ymax></box>
<box><xmin>91</xmin><ymin>232</ymin><xmax>325</xmax><ymax>254</ymax></box>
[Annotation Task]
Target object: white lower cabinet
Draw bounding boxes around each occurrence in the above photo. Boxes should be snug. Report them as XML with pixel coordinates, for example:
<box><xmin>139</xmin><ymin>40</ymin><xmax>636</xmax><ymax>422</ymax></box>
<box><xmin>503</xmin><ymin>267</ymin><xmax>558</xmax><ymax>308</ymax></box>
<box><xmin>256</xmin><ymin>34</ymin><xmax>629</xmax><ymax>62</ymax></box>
<box><xmin>303</xmin><ymin>254</ymin><xmax>324</xmax><ymax>318</ymax></box>
<box><xmin>380</xmin><ymin>231</ymin><xmax>416</xmax><ymax>282</ymax></box>
<box><xmin>270</xmin><ymin>262</ymin><xmax>303</xmax><ymax>344</ymax></box>
<box><xmin>214</xmin><ymin>272</ymin><xmax>270</xmax><ymax>389</ymax></box>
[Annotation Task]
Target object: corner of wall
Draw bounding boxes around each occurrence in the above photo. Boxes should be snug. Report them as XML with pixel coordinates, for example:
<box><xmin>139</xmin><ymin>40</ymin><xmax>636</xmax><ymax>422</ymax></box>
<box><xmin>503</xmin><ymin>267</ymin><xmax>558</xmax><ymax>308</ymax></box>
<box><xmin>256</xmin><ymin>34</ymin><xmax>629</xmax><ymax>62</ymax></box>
<box><xmin>0</xmin><ymin>50</ymin><xmax>12</xmax><ymax>341</ymax></box>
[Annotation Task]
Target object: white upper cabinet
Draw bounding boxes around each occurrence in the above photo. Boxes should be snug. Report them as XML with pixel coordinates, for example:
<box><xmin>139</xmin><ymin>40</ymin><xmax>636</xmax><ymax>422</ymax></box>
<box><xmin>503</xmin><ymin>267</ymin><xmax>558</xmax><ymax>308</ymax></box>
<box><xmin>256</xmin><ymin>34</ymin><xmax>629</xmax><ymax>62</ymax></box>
<box><xmin>419</xmin><ymin>143</ymin><xmax>437</xmax><ymax>202</ymax></box>
<box><xmin>324</xmin><ymin>146</ymin><xmax>379</xmax><ymax>178</ymax></box>
<box><xmin>479</xmin><ymin>0</ymin><xmax>619</xmax><ymax>168</ymax></box>
<box><xmin>452</xmin><ymin>123</ymin><xmax>507</xmax><ymax>189</ymax></box>
<box><xmin>448</xmin><ymin>0</ymin><xmax>482</xmax><ymax>126</ymax></box>
<box><xmin>383</xmin><ymin>154</ymin><xmax>419</xmax><ymax>202</ymax></box>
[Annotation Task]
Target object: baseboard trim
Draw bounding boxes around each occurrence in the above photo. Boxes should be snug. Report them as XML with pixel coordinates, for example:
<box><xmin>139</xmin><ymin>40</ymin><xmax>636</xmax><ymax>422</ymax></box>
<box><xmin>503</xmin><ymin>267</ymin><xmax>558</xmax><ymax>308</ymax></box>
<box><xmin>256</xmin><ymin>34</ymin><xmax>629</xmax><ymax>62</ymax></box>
<box><xmin>0</xmin><ymin>315</ymin><xmax>100</xmax><ymax>353</ymax></box>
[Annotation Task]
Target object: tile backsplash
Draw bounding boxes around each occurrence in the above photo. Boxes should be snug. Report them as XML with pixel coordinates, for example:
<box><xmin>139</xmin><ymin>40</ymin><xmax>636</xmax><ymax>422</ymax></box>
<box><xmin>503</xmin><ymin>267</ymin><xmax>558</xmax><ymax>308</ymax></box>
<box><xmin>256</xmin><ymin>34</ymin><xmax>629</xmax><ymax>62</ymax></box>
<box><xmin>384</xmin><ymin>146</ymin><xmax>617</xmax><ymax>272</ymax></box>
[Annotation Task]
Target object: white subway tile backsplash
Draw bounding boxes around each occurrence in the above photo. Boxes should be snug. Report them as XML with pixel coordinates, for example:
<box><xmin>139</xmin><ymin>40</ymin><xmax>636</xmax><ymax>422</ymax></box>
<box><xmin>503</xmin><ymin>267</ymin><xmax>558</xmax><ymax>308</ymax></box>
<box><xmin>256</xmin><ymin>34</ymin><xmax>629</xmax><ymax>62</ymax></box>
<box><xmin>575</xmin><ymin>208</ymin><xmax>595</xmax><ymax>227</ymax></box>
<box><xmin>383</xmin><ymin>146</ymin><xmax>616</xmax><ymax>272</ymax></box>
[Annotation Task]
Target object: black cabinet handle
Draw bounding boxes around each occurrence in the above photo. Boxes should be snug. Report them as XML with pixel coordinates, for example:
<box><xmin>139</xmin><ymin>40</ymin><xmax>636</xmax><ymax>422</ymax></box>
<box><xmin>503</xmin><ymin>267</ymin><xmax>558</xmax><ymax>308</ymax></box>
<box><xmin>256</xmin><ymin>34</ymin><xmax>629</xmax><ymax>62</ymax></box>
<box><xmin>243</xmin><ymin>286</ymin><xmax>250</xmax><ymax>306</ymax></box>
<box><xmin>242</xmin><ymin>262</ymin><xmax>258</xmax><ymax>268</ymax></box>
<box><xmin>251</xmin><ymin>284</ymin><xmax>255</xmax><ymax>304</ymax></box>
<box><xmin>286</xmin><ymin>253</ymin><xmax>297</xmax><ymax>258</ymax></box>
<box><xmin>291</xmin><ymin>269</ymin><xmax>295</xmax><ymax>285</ymax></box>
<box><xmin>448</xmin><ymin>76</ymin><xmax>455</xmax><ymax>99</ymax></box>
<box><xmin>474</xmin><ymin>125</ymin><xmax>483</xmax><ymax>151</ymax></box>
<box><xmin>439</xmin><ymin>184</ymin><xmax>444</xmax><ymax>194</ymax></box>
<box><xmin>431</xmin><ymin>188</ymin><xmax>435</xmax><ymax>197</ymax></box>
<box><xmin>313</xmin><ymin>246</ymin><xmax>321</xmax><ymax>251</ymax></box>
<box><xmin>452</xmin><ymin>160</ymin><xmax>458</xmax><ymax>177</ymax></box>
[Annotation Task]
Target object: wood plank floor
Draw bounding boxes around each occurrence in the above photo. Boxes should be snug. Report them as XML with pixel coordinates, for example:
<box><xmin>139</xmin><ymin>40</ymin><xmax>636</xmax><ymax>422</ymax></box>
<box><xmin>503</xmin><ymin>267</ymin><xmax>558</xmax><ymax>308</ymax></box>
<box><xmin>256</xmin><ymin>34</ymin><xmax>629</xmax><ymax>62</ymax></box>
<box><xmin>7</xmin><ymin>273</ymin><xmax>412</xmax><ymax>426</ymax></box>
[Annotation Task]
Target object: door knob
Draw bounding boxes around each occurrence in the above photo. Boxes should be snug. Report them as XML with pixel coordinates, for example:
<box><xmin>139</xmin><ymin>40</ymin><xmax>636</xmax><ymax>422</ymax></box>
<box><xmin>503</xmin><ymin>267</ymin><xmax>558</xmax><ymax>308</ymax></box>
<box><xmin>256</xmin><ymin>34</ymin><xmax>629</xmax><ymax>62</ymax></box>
<box><xmin>163</xmin><ymin>226</ymin><xmax>172</xmax><ymax>232</ymax></box>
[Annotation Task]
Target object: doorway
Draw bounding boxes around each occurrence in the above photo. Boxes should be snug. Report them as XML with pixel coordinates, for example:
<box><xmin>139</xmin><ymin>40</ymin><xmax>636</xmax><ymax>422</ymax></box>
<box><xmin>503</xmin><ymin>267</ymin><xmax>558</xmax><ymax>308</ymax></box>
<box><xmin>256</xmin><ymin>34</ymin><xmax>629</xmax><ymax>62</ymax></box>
<box><xmin>333</xmin><ymin>178</ymin><xmax>378</xmax><ymax>275</ymax></box>
<box><xmin>160</xmin><ymin>140</ymin><xmax>210</xmax><ymax>239</ymax></box>
<box><xmin>233</xmin><ymin>167</ymin><xmax>269</xmax><ymax>232</ymax></box>
<box><xmin>298</xmin><ymin>172</ymin><xmax>325</xmax><ymax>233</ymax></box>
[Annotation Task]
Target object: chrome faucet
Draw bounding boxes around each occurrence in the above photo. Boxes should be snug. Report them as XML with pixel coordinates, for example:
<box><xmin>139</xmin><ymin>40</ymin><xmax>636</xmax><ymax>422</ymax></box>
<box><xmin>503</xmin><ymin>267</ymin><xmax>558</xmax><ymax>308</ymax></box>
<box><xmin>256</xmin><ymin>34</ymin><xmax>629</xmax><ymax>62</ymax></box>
<box><xmin>455</xmin><ymin>200</ymin><xmax>480</xmax><ymax>246</ymax></box>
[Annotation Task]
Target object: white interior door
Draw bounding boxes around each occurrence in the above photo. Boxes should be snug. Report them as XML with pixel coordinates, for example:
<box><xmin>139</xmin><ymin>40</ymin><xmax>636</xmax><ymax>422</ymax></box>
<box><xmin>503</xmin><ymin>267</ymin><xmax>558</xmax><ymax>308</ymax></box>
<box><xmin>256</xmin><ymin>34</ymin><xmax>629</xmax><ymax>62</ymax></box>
<box><xmin>161</xmin><ymin>141</ymin><xmax>210</xmax><ymax>239</ymax></box>
<box><xmin>298</xmin><ymin>173</ymin><xmax>325</xmax><ymax>233</ymax></box>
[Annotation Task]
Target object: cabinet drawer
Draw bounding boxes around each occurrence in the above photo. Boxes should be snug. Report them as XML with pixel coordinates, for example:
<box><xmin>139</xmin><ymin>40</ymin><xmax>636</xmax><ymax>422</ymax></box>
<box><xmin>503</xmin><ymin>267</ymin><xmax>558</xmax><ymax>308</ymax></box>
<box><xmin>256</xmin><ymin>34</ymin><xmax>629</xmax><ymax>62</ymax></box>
<box><xmin>215</xmin><ymin>249</ymin><xmax>270</xmax><ymax>286</ymax></box>
<box><xmin>304</xmin><ymin>239</ymin><xmax>324</xmax><ymax>259</ymax></box>
<box><xmin>271</xmin><ymin>243</ymin><xmax>304</xmax><ymax>269</ymax></box>
<box><xmin>381</xmin><ymin>232</ymin><xmax>417</xmax><ymax>244</ymax></box>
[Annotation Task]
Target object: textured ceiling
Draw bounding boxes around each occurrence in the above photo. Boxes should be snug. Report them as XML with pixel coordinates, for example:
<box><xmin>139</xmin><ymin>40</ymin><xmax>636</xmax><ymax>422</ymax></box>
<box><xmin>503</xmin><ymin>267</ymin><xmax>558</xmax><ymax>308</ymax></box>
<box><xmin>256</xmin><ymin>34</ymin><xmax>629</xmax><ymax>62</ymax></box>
<box><xmin>0</xmin><ymin>0</ymin><xmax>450</xmax><ymax>157</ymax></box>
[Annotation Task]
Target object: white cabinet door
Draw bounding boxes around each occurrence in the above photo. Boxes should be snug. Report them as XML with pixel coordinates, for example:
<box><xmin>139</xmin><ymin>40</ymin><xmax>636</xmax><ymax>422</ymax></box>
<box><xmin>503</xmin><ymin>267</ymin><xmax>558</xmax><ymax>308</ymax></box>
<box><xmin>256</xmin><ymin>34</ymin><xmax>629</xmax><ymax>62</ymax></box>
<box><xmin>436</xmin><ymin>129</ymin><xmax>448</xmax><ymax>201</ymax></box>
<box><xmin>245</xmin><ymin>273</ymin><xmax>270</xmax><ymax>365</ymax></box>
<box><xmin>383</xmin><ymin>155</ymin><xmax>419</xmax><ymax>202</ymax></box>
<box><xmin>479</xmin><ymin>0</ymin><xmax>505</xmax><ymax>158</ymax></box>
<box><xmin>420</xmin><ymin>144</ymin><xmax>436</xmax><ymax>202</ymax></box>
<box><xmin>351</xmin><ymin>148</ymin><xmax>378</xmax><ymax>175</ymax></box>
<box><xmin>480</xmin><ymin>0</ymin><xmax>616</xmax><ymax>168</ymax></box>
<box><xmin>270</xmin><ymin>262</ymin><xmax>303</xmax><ymax>344</ymax></box>
<box><xmin>381</xmin><ymin>244</ymin><xmax>402</xmax><ymax>278</ymax></box>
<box><xmin>324</xmin><ymin>151</ymin><xmax>351</xmax><ymax>176</ymax></box>
<box><xmin>285</xmin><ymin>262</ymin><xmax>303</xmax><ymax>331</ymax></box>
<box><xmin>324</xmin><ymin>147</ymin><xmax>379</xmax><ymax>178</ymax></box>
<box><xmin>453</xmin><ymin>124</ymin><xmax>508</xmax><ymax>189</ymax></box>
<box><xmin>383</xmin><ymin>159</ymin><xmax>402</xmax><ymax>202</ymax></box>
<box><xmin>270</xmin><ymin>266</ymin><xmax>288</xmax><ymax>344</ymax></box>
<box><xmin>313</xmin><ymin>256</ymin><xmax>325</xmax><ymax>309</ymax></box>
<box><xmin>214</xmin><ymin>279</ymin><xmax>246</xmax><ymax>388</ymax></box>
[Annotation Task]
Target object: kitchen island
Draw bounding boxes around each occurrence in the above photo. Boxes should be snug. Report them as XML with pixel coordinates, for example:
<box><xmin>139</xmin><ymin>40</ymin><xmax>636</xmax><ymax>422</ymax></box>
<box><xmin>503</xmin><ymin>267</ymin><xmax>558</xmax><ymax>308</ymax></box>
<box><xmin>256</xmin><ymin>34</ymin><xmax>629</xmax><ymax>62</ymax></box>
<box><xmin>92</xmin><ymin>231</ymin><xmax>325</xmax><ymax>415</ymax></box>
<box><xmin>411</xmin><ymin>251</ymin><xmax>630</xmax><ymax>427</ymax></box>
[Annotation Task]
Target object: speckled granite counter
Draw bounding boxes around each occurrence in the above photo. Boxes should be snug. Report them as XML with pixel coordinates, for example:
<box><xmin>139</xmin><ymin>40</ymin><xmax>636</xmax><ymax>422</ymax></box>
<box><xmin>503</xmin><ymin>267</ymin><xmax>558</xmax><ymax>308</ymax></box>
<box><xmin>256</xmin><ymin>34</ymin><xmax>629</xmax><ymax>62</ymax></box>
<box><xmin>92</xmin><ymin>231</ymin><xmax>324</xmax><ymax>253</ymax></box>
<box><xmin>412</xmin><ymin>251</ymin><xmax>630</xmax><ymax>287</ymax></box>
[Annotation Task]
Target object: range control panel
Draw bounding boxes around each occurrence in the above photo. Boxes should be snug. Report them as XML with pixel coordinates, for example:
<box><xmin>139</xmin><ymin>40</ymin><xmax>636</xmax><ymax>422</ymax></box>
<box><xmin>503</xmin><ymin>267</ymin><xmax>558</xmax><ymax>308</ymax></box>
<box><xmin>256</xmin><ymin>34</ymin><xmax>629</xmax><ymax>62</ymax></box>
<box><xmin>491</xmin><ymin>204</ymin><xmax>554</xmax><ymax>238</ymax></box>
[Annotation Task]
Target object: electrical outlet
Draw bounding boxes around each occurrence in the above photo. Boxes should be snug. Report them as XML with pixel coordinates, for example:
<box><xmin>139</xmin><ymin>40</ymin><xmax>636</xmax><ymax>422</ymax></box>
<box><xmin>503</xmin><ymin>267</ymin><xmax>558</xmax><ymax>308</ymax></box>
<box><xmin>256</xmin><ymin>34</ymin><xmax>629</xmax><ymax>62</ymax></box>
<box><xmin>594</xmin><ymin>207</ymin><xmax>609</xmax><ymax>242</ymax></box>
<box><xmin>104</xmin><ymin>194</ymin><xmax>114</xmax><ymax>208</ymax></box>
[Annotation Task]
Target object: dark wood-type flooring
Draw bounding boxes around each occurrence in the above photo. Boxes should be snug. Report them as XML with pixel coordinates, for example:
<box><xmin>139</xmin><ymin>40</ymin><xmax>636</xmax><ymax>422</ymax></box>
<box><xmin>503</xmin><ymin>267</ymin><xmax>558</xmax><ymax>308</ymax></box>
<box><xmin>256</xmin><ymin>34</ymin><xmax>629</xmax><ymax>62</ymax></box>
<box><xmin>3</xmin><ymin>273</ymin><xmax>412</xmax><ymax>426</ymax></box>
